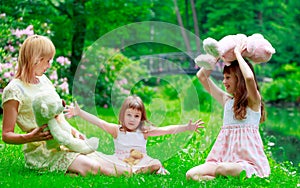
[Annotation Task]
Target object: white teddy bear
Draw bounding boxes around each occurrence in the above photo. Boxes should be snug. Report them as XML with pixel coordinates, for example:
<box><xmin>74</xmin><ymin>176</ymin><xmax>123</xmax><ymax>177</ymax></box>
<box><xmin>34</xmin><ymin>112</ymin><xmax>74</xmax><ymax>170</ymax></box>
<box><xmin>32</xmin><ymin>91</ymin><xmax>98</xmax><ymax>154</ymax></box>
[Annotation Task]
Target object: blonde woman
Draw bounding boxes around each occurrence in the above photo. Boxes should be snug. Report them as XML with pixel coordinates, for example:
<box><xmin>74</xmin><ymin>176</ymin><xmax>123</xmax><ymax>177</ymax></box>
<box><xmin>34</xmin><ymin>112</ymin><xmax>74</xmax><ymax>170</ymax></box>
<box><xmin>2</xmin><ymin>35</ymin><xmax>131</xmax><ymax>176</ymax></box>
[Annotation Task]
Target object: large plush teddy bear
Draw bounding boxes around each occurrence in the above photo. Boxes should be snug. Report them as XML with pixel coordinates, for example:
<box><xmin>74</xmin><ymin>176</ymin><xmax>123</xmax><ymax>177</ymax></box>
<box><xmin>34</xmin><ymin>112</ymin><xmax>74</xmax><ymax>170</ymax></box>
<box><xmin>195</xmin><ymin>33</ymin><xmax>276</xmax><ymax>70</ymax></box>
<box><xmin>32</xmin><ymin>91</ymin><xmax>98</xmax><ymax>154</ymax></box>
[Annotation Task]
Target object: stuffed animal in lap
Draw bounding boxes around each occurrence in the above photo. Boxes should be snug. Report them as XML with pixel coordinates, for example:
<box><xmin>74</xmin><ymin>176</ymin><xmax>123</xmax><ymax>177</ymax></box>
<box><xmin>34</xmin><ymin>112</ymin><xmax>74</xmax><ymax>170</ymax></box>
<box><xmin>123</xmin><ymin>149</ymin><xmax>144</xmax><ymax>166</ymax></box>
<box><xmin>32</xmin><ymin>91</ymin><xmax>98</xmax><ymax>154</ymax></box>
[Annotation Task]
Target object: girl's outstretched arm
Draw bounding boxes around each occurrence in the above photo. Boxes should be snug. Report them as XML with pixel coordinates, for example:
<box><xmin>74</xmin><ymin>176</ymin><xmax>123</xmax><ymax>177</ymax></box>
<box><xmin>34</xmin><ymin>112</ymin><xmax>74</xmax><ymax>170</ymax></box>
<box><xmin>64</xmin><ymin>102</ymin><xmax>118</xmax><ymax>138</ymax></box>
<box><xmin>144</xmin><ymin>119</ymin><xmax>204</xmax><ymax>138</ymax></box>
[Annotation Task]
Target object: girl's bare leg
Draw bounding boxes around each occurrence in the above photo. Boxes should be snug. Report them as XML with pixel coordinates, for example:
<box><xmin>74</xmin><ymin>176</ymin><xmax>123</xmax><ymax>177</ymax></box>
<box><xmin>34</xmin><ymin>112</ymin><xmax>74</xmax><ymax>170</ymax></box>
<box><xmin>215</xmin><ymin>162</ymin><xmax>243</xmax><ymax>177</ymax></box>
<box><xmin>186</xmin><ymin>162</ymin><xmax>218</xmax><ymax>181</ymax></box>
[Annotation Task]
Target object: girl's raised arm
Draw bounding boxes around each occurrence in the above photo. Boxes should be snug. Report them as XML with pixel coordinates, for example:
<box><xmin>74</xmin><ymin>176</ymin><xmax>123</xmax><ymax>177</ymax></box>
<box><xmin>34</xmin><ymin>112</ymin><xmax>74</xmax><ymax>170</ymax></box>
<box><xmin>65</xmin><ymin>102</ymin><xmax>118</xmax><ymax>138</ymax></box>
<box><xmin>234</xmin><ymin>46</ymin><xmax>261</xmax><ymax>110</ymax></box>
<box><xmin>144</xmin><ymin>119</ymin><xmax>204</xmax><ymax>138</ymax></box>
<box><xmin>196</xmin><ymin>68</ymin><xmax>229</xmax><ymax>106</ymax></box>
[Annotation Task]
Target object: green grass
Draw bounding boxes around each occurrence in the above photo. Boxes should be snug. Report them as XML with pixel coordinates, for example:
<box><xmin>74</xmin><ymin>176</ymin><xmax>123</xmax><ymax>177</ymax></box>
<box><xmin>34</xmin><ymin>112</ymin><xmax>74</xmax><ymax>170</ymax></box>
<box><xmin>0</xmin><ymin>143</ymin><xmax>298</xmax><ymax>188</ymax></box>
<box><xmin>0</xmin><ymin>103</ymin><xmax>299</xmax><ymax>188</ymax></box>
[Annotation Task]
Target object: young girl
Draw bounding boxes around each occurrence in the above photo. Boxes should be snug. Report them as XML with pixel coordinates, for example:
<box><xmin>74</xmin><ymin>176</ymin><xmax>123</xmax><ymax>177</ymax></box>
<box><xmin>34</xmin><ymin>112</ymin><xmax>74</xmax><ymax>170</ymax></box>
<box><xmin>65</xmin><ymin>95</ymin><xmax>204</xmax><ymax>174</ymax></box>
<box><xmin>1</xmin><ymin>35</ymin><xmax>131</xmax><ymax>176</ymax></box>
<box><xmin>186</xmin><ymin>44</ymin><xmax>270</xmax><ymax>180</ymax></box>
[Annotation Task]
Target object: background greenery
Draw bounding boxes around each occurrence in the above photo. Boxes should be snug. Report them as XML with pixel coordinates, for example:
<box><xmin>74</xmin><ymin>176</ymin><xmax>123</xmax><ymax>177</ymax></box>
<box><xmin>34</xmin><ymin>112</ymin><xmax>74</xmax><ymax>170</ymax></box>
<box><xmin>0</xmin><ymin>0</ymin><xmax>299</xmax><ymax>187</ymax></box>
<box><xmin>1</xmin><ymin>0</ymin><xmax>300</xmax><ymax>105</ymax></box>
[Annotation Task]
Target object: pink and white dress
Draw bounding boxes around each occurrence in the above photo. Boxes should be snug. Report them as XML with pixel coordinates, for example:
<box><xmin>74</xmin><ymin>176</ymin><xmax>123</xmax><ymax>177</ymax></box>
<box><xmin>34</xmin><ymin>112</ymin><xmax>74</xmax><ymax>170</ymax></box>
<box><xmin>206</xmin><ymin>98</ymin><xmax>270</xmax><ymax>177</ymax></box>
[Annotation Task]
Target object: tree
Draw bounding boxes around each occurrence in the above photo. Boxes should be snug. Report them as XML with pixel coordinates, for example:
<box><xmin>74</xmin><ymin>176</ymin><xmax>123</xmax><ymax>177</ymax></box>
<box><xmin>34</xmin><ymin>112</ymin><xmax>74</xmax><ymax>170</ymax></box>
<box><xmin>190</xmin><ymin>0</ymin><xmax>200</xmax><ymax>53</ymax></box>
<box><xmin>173</xmin><ymin>0</ymin><xmax>192</xmax><ymax>54</ymax></box>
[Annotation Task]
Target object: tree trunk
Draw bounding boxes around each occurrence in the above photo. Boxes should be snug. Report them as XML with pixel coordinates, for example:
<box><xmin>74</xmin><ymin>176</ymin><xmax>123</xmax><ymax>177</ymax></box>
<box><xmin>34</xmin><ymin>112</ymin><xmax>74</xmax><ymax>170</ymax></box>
<box><xmin>173</xmin><ymin>0</ymin><xmax>191</xmax><ymax>54</ymax></box>
<box><xmin>69</xmin><ymin>0</ymin><xmax>87</xmax><ymax>93</ymax></box>
<box><xmin>190</xmin><ymin>0</ymin><xmax>201</xmax><ymax>53</ymax></box>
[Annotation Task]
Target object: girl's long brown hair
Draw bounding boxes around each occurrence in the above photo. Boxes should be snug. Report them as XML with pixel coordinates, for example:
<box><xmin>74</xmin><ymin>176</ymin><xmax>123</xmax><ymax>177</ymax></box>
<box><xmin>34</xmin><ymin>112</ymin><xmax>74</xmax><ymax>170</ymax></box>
<box><xmin>223</xmin><ymin>60</ymin><xmax>266</xmax><ymax>123</ymax></box>
<box><xmin>118</xmin><ymin>95</ymin><xmax>154</xmax><ymax>132</ymax></box>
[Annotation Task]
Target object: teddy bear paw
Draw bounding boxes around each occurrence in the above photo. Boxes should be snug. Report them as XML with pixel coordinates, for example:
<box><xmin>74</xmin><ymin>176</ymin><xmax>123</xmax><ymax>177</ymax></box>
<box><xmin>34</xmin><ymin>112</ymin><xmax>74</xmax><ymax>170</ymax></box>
<box><xmin>194</xmin><ymin>54</ymin><xmax>218</xmax><ymax>70</ymax></box>
<box><xmin>203</xmin><ymin>38</ymin><xmax>221</xmax><ymax>57</ymax></box>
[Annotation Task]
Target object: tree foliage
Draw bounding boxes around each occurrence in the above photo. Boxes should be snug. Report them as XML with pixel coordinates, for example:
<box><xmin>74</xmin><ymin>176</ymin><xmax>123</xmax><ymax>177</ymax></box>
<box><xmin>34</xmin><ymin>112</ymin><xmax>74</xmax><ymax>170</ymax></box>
<box><xmin>1</xmin><ymin>0</ymin><xmax>300</xmax><ymax>103</ymax></box>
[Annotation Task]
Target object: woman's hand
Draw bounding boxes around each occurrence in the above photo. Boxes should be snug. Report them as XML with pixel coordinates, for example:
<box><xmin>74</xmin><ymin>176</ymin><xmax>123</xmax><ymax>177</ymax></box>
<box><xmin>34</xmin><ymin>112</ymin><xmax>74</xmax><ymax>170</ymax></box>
<box><xmin>28</xmin><ymin>124</ymin><xmax>53</xmax><ymax>142</ymax></box>
<box><xmin>186</xmin><ymin>119</ymin><xmax>205</xmax><ymax>133</ymax></box>
<box><xmin>64</xmin><ymin>102</ymin><xmax>81</xmax><ymax>118</ymax></box>
<box><xmin>71</xmin><ymin>128</ymin><xmax>86</xmax><ymax>140</ymax></box>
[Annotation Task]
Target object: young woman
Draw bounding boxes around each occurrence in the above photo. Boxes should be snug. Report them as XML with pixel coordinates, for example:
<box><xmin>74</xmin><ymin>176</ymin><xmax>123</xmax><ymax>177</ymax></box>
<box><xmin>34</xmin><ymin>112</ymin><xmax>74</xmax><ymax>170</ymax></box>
<box><xmin>2</xmin><ymin>35</ymin><xmax>131</xmax><ymax>176</ymax></box>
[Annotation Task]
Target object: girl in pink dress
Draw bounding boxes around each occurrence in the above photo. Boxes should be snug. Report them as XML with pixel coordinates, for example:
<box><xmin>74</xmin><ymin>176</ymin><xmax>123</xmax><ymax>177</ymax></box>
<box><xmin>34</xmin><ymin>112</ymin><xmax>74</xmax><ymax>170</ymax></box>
<box><xmin>65</xmin><ymin>95</ymin><xmax>204</xmax><ymax>174</ymax></box>
<box><xmin>186</xmin><ymin>43</ymin><xmax>270</xmax><ymax>180</ymax></box>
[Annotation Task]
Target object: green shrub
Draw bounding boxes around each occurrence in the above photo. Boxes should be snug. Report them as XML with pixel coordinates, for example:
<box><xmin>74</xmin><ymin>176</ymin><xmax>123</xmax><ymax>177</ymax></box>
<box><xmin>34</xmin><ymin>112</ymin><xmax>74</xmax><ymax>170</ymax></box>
<box><xmin>261</xmin><ymin>62</ymin><xmax>300</xmax><ymax>102</ymax></box>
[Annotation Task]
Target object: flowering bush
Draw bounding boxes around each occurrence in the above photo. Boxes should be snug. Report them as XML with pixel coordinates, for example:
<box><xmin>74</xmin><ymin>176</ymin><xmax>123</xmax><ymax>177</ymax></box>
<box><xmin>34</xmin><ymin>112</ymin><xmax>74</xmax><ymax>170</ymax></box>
<box><xmin>0</xmin><ymin>13</ymin><xmax>72</xmax><ymax>110</ymax></box>
<box><xmin>46</xmin><ymin>56</ymin><xmax>71</xmax><ymax>100</ymax></box>
<box><xmin>1</xmin><ymin>13</ymin><xmax>155</xmax><ymax>111</ymax></box>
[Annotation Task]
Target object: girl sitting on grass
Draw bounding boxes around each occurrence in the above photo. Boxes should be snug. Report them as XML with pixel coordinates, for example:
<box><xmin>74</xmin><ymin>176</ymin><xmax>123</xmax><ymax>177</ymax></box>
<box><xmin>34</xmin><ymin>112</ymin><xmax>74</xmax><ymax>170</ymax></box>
<box><xmin>65</xmin><ymin>95</ymin><xmax>204</xmax><ymax>174</ymax></box>
<box><xmin>186</xmin><ymin>42</ymin><xmax>270</xmax><ymax>180</ymax></box>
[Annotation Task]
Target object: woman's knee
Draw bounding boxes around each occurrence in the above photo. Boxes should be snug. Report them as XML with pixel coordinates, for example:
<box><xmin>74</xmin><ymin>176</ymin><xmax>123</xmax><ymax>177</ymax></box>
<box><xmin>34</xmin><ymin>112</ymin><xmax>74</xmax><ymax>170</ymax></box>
<box><xmin>68</xmin><ymin>155</ymin><xmax>101</xmax><ymax>176</ymax></box>
<box><xmin>79</xmin><ymin>161</ymin><xmax>101</xmax><ymax>176</ymax></box>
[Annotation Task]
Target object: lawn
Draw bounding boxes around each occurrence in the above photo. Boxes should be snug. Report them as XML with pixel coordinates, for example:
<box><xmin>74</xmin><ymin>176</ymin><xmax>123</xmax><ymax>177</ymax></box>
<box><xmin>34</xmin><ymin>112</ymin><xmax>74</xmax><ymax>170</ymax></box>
<box><xmin>0</xmin><ymin>102</ymin><xmax>299</xmax><ymax>188</ymax></box>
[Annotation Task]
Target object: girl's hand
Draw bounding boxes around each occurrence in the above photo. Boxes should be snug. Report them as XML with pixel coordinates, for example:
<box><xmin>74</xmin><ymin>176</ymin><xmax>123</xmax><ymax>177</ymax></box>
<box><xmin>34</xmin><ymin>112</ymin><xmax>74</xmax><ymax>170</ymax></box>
<box><xmin>234</xmin><ymin>40</ymin><xmax>247</xmax><ymax>55</ymax></box>
<box><xmin>64</xmin><ymin>102</ymin><xmax>81</xmax><ymax>118</ymax></box>
<box><xmin>29</xmin><ymin>124</ymin><xmax>53</xmax><ymax>142</ymax></box>
<box><xmin>186</xmin><ymin>119</ymin><xmax>205</xmax><ymax>133</ymax></box>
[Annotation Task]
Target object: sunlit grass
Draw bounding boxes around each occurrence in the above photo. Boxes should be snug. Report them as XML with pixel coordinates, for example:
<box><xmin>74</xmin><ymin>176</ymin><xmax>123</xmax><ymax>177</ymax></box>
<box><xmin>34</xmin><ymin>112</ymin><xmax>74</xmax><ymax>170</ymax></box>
<box><xmin>0</xmin><ymin>103</ymin><xmax>299</xmax><ymax>187</ymax></box>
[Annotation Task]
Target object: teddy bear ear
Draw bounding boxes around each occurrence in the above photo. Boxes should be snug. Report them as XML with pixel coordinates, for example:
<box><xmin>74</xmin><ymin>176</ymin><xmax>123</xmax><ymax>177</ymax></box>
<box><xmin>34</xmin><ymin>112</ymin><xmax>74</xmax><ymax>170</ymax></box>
<box><xmin>41</xmin><ymin>103</ymin><xmax>49</xmax><ymax>117</ymax></box>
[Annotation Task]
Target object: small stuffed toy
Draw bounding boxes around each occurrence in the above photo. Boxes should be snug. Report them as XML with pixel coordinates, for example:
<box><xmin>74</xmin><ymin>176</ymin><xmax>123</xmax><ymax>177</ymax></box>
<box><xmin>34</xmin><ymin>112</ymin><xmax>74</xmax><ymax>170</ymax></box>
<box><xmin>32</xmin><ymin>91</ymin><xmax>98</xmax><ymax>154</ymax></box>
<box><xmin>195</xmin><ymin>33</ymin><xmax>275</xmax><ymax>69</ymax></box>
<box><xmin>123</xmin><ymin>149</ymin><xmax>144</xmax><ymax>166</ymax></box>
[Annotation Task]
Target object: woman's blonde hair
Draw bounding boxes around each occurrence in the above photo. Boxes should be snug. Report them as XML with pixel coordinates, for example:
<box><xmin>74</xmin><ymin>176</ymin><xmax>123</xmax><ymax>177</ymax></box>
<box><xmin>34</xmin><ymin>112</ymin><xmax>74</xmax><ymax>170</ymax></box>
<box><xmin>118</xmin><ymin>95</ymin><xmax>154</xmax><ymax>132</ymax></box>
<box><xmin>15</xmin><ymin>35</ymin><xmax>56</xmax><ymax>83</ymax></box>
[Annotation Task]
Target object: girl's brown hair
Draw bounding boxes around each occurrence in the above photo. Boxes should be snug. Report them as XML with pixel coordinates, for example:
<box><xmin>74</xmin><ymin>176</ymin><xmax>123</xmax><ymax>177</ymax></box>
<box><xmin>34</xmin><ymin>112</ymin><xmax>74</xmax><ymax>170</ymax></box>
<box><xmin>118</xmin><ymin>95</ymin><xmax>154</xmax><ymax>132</ymax></box>
<box><xmin>15</xmin><ymin>35</ymin><xmax>55</xmax><ymax>84</ymax></box>
<box><xmin>223</xmin><ymin>60</ymin><xmax>266</xmax><ymax>123</ymax></box>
